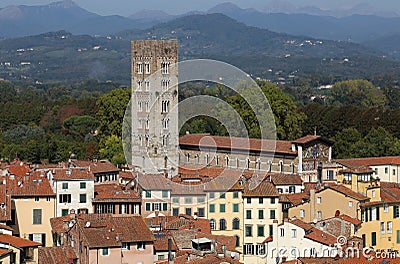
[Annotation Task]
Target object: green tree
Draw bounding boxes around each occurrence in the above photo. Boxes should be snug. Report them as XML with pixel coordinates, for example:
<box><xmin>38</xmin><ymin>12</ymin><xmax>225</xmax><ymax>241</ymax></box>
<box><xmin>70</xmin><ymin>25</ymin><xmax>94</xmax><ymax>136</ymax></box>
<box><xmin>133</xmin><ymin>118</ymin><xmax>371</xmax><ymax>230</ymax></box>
<box><xmin>99</xmin><ymin>135</ymin><xmax>125</xmax><ymax>166</ymax></box>
<box><xmin>63</xmin><ymin>115</ymin><xmax>99</xmax><ymax>139</ymax></box>
<box><xmin>329</xmin><ymin>79</ymin><xmax>387</xmax><ymax>108</ymax></box>
<box><xmin>96</xmin><ymin>88</ymin><xmax>130</xmax><ymax>145</ymax></box>
<box><xmin>334</xmin><ymin>128</ymin><xmax>362</xmax><ymax>158</ymax></box>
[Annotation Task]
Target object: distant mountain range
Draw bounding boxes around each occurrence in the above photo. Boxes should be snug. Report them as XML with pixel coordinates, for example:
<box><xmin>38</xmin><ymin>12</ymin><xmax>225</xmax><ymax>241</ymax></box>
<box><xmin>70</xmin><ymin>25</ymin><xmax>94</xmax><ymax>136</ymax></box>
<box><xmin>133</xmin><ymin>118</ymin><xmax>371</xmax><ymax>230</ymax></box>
<box><xmin>1</xmin><ymin>13</ymin><xmax>399</xmax><ymax>85</ymax></box>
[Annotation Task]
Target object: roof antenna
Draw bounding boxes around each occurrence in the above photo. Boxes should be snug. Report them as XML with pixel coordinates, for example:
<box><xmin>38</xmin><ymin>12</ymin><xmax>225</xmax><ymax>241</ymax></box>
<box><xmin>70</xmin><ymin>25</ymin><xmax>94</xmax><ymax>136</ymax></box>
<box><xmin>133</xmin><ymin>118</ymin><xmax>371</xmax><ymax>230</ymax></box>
<box><xmin>314</xmin><ymin>127</ymin><xmax>317</xmax><ymax>136</ymax></box>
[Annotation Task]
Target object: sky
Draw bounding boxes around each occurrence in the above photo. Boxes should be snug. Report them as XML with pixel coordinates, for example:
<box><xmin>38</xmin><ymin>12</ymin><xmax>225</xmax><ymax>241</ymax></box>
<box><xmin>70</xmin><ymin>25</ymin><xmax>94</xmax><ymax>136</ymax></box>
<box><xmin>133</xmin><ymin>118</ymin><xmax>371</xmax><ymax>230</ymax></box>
<box><xmin>0</xmin><ymin>0</ymin><xmax>398</xmax><ymax>16</ymax></box>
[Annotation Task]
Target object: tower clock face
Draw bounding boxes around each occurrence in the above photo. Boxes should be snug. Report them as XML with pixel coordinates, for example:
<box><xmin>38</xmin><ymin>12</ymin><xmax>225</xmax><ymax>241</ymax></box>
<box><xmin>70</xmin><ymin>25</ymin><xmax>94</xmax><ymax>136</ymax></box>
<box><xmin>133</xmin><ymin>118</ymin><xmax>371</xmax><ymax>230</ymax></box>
<box><xmin>303</xmin><ymin>143</ymin><xmax>329</xmax><ymax>160</ymax></box>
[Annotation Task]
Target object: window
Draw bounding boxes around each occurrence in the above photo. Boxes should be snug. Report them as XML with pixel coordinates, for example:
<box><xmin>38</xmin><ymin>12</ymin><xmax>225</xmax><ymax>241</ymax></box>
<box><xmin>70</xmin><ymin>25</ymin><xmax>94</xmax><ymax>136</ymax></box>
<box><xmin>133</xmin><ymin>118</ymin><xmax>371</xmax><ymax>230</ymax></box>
<box><xmin>209</xmin><ymin>204</ymin><xmax>215</xmax><ymax>213</ymax></box>
<box><xmin>145</xmin><ymin>80</ymin><xmax>150</xmax><ymax>91</ymax></box>
<box><xmin>137</xmin><ymin>80</ymin><xmax>143</xmax><ymax>90</ymax></box>
<box><xmin>257</xmin><ymin>225</ymin><xmax>264</xmax><ymax>237</ymax></box>
<box><xmin>198</xmin><ymin>208</ymin><xmax>205</xmax><ymax>217</ymax></box>
<box><xmin>232</xmin><ymin>218</ymin><xmax>240</xmax><ymax>230</ymax></box>
<box><xmin>162</xmin><ymin>118</ymin><xmax>169</xmax><ymax>129</ymax></box>
<box><xmin>137</xmin><ymin>242</ymin><xmax>145</xmax><ymax>250</ymax></box>
<box><xmin>219</xmin><ymin>219</ymin><xmax>227</xmax><ymax>230</ymax></box>
<box><xmin>122</xmin><ymin>242</ymin><xmax>130</xmax><ymax>250</ymax></box>
<box><xmin>394</xmin><ymin>206</ymin><xmax>400</xmax><ymax>218</ymax></box>
<box><xmin>162</xmin><ymin>203</ymin><xmax>167</xmax><ymax>211</ymax></box>
<box><xmin>172</xmin><ymin>208</ymin><xmax>179</xmax><ymax>216</ymax></box>
<box><xmin>145</xmin><ymin>101</ymin><xmax>150</xmax><ymax>112</ymax></box>
<box><xmin>233</xmin><ymin>203</ymin><xmax>239</xmax><ymax>213</ymax></box>
<box><xmin>197</xmin><ymin>197</ymin><xmax>205</xmax><ymax>203</ymax></box>
<box><xmin>384</xmin><ymin>204</ymin><xmax>389</xmax><ymax>213</ymax></box>
<box><xmin>172</xmin><ymin>197</ymin><xmax>179</xmax><ymax>204</ymax></box>
<box><xmin>101</xmin><ymin>248</ymin><xmax>109</xmax><ymax>256</ymax></box>
<box><xmin>59</xmin><ymin>194</ymin><xmax>71</xmax><ymax>203</ymax></box>
<box><xmin>46</xmin><ymin>197</ymin><xmax>51</xmax><ymax>202</ymax></box>
<box><xmin>292</xmin><ymin>229</ymin><xmax>297</xmax><ymax>238</ymax></box>
<box><xmin>161</xmin><ymin>61</ymin><xmax>170</xmax><ymax>74</ymax></box>
<box><xmin>269</xmin><ymin>225</ymin><xmax>273</xmax><ymax>236</ymax></box>
<box><xmin>184</xmin><ymin>197</ymin><xmax>192</xmax><ymax>204</ymax></box>
<box><xmin>317</xmin><ymin>197</ymin><xmax>321</xmax><ymax>204</ymax></box>
<box><xmin>79</xmin><ymin>194</ymin><xmax>86</xmax><ymax>203</ymax></box>
<box><xmin>280</xmin><ymin>228</ymin><xmax>284</xmax><ymax>237</ymax></box>
<box><xmin>246</xmin><ymin>210</ymin><xmax>252</xmax><ymax>219</ymax></box>
<box><xmin>185</xmin><ymin>208</ymin><xmax>192</xmax><ymax>216</ymax></box>
<box><xmin>371</xmin><ymin>232</ymin><xmax>377</xmax><ymax>246</ymax></box>
<box><xmin>245</xmin><ymin>225</ymin><xmax>252</xmax><ymax>237</ymax></box>
<box><xmin>246</xmin><ymin>198</ymin><xmax>251</xmax><ymax>204</ymax></box>
<box><xmin>372</xmin><ymin>190</ymin><xmax>376</xmax><ymax>198</ymax></box>
<box><xmin>326</xmin><ymin>170</ymin><xmax>334</xmax><ymax>180</ymax></box>
<box><xmin>137</xmin><ymin>62</ymin><xmax>143</xmax><ymax>74</ymax></box>
<box><xmin>80</xmin><ymin>182</ymin><xmax>86</xmax><ymax>189</ymax></box>
<box><xmin>233</xmin><ymin>192</ymin><xmax>239</xmax><ymax>198</ymax></box>
<box><xmin>271</xmin><ymin>197</ymin><xmax>276</xmax><ymax>204</ymax></box>
<box><xmin>397</xmin><ymin>230</ymin><xmax>400</xmax><ymax>244</ymax></box>
<box><xmin>388</xmin><ymin>221</ymin><xmax>393</xmax><ymax>234</ymax></box>
<box><xmin>161</xmin><ymin>79</ymin><xmax>170</xmax><ymax>91</ymax></box>
<box><xmin>145</xmin><ymin>62</ymin><xmax>150</xmax><ymax>74</ymax></box>
<box><xmin>300</xmin><ymin>209</ymin><xmax>305</xmax><ymax>218</ymax></box>
<box><xmin>270</xmin><ymin>209</ymin><xmax>276</xmax><ymax>219</ymax></box>
<box><xmin>220</xmin><ymin>193</ymin><xmax>226</xmax><ymax>199</ymax></box>
<box><xmin>349</xmin><ymin>201</ymin><xmax>353</xmax><ymax>207</ymax></box>
<box><xmin>235</xmin><ymin>235</ymin><xmax>240</xmax><ymax>247</ymax></box>
<box><xmin>145</xmin><ymin>191</ymin><xmax>151</xmax><ymax>198</ymax></box>
<box><xmin>162</xmin><ymin>190</ymin><xmax>168</xmax><ymax>198</ymax></box>
<box><xmin>138</xmin><ymin>101</ymin><xmax>143</xmax><ymax>112</ymax></box>
<box><xmin>145</xmin><ymin>203</ymin><xmax>151</xmax><ymax>211</ymax></box>
<box><xmin>209</xmin><ymin>192</ymin><xmax>215</xmax><ymax>199</ymax></box>
<box><xmin>385</xmin><ymin>167</ymin><xmax>388</xmax><ymax>174</ymax></box>
<box><xmin>34</xmin><ymin>197</ymin><xmax>39</xmax><ymax>202</ymax></box>
<box><xmin>289</xmin><ymin>186</ymin><xmax>295</xmax><ymax>193</ymax></box>
<box><xmin>62</xmin><ymin>209</ymin><xmax>68</xmax><ymax>216</ymax></box>
<box><xmin>317</xmin><ymin>211</ymin><xmax>322</xmax><ymax>218</ymax></box>
<box><xmin>210</xmin><ymin>219</ymin><xmax>216</xmax><ymax>230</ymax></box>
<box><xmin>33</xmin><ymin>209</ymin><xmax>42</xmax><ymax>225</ymax></box>
<box><xmin>62</xmin><ymin>183</ymin><xmax>68</xmax><ymax>189</ymax></box>
<box><xmin>394</xmin><ymin>169</ymin><xmax>396</xmax><ymax>176</ymax></box>
<box><xmin>161</xmin><ymin>100</ymin><xmax>170</xmax><ymax>113</ymax></box>
<box><xmin>220</xmin><ymin>204</ymin><xmax>226</xmax><ymax>213</ymax></box>
<box><xmin>381</xmin><ymin>222</ymin><xmax>385</xmax><ymax>234</ymax></box>
<box><xmin>258</xmin><ymin>210</ymin><xmax>264</xmax><ymax>219</ymax></box>
<box><xmin>259</xmin><ymin>198</ymin><xmax>263</xmax><ymax>204</ymax></box>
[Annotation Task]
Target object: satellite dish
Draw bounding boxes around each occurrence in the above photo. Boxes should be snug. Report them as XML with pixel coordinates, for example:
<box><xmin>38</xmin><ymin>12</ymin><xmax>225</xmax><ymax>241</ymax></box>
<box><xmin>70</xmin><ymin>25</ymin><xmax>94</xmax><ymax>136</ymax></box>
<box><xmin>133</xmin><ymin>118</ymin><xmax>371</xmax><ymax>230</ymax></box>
<box><xmin>85</xmin><ymin>221</ymin><xmax>91</xmax><ymax>228</ymax></box>
<box><xmin>68</xmin><ymin>222</ymin><xmax>74</xmax><ymax>228</ymax></box>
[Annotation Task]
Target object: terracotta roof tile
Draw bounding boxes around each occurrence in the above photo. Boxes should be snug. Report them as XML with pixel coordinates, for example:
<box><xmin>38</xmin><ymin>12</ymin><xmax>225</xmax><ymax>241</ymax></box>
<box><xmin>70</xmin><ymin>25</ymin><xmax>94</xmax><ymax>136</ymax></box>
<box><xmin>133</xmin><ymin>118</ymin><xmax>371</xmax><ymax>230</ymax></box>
<box><xmin>282</xmin><ymin>192</ymin><xmax>310</xmax><ymax>206</ymax></box>
<box><xmin>179</xmin><ymin>134</ymin><xmax>296</xmax><ymax>155</ymax></box>
<box><xmin>5</xmin><ymin>171</ymin><xmax>55</xmax><ymax>197</ymax></box>
<box><xmin>93</xmin><ymin>183</ymin><xmax>140</xmax><ymax>202</ymax></box>
<box><xmin>8</xmin><ymin>165</ymin><xmax>30</xmax><ymax>177</ymax></box>
<box><xmin>0</xmin><ymin>234</ymin><xmax>41</xmax><ymax>247</ymax></box>
<box><xmin>153</xmin><ymin>237</ymin><xmax>178</xmax><ymax>251</ymax></box>
<box><xmin>336</xmin><ymin>156</ymin><xmax>400</xmax><ymax>169</ymax></box>
<box><xmin>292</xmin><ymin>135</ymin><xmax>333</xmax><ymax>145</ymax></box>
<box><xmin>38</xmin><ymin>246</ymin><xmax>77</xmax><ymax>264</ymax></box>
<box><xmin>268</xmin><ymin>173</ymin><xmax>303</xmax><ymax>185</ymax></box>
<box><xmin>51</xmin><ymin>214</ymin><xmax>154</xmax><ymax>248</ymax></box>
<box><xmin>0</xmin><ymin>249</ymin><xmax>11</xmax><ymax>257</ymax></box>
<box><xmin>323</xmin><ymin>184</ymin><xmax>369</xmax><ymax>201</ymax></box>
<box><xmin>243</xmin><ymin>178</ymin><xmax>278</xmax><ymax>197</ymax></box>
<box><xmin>52</xmin><ymin>168</ymin><xmax>94</xmax><ymax>180</ymax></box>
<box><xmin>71</xmin><ymin>159</ymin><xmax>119</xmax><ymax>174</ymax></box>
<box><xmin>290</xmin><ymin>219</ymin><xmax>337</xmax><ymax>246</ymax></box>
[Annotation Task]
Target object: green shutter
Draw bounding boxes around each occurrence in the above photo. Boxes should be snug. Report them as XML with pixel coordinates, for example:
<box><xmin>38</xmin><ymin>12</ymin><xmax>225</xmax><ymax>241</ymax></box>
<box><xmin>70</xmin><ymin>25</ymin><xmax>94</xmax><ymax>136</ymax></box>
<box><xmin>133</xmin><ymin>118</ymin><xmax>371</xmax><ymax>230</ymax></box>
<box><xmin>209</xmin><ymin>204</ymin><xmax>215</xmax><ymax>213</ymax></box>
<box><xmin>371</xmin><ymin>232</ymin><xmax>376</xmax><ymax>246</ymax></box>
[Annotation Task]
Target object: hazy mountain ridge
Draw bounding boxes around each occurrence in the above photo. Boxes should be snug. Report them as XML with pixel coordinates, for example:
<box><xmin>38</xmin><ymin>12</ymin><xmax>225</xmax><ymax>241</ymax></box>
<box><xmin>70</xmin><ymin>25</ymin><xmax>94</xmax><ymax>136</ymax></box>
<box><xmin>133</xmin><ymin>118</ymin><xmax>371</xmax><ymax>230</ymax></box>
<box><xmin>0</xmin><ymin>13</ymin><xmax>398</xmax><ymax>85</ymax></box>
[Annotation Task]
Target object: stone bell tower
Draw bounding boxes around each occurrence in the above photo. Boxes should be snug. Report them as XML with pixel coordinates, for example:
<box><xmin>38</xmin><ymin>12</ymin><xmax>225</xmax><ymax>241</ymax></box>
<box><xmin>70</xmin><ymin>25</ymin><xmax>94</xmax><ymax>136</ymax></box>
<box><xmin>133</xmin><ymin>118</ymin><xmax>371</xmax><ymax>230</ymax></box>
<box><xmin>131</xmin><ymin>40</ymin><xmax>179</xmax><ymax>176</ymax></box>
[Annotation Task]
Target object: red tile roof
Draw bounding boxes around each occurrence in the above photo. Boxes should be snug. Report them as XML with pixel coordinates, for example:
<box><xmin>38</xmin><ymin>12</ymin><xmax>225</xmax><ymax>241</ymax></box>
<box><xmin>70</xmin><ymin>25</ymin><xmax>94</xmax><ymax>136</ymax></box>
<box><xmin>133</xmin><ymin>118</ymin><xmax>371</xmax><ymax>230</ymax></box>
<box><xmin>153</xmin><ymin>237</ymin><xmax>178</xmax><ymax>252</ymax></box>
<box><xmin>243</xmin><ymin>178</ymin><xmax>278</xmax><ymax>197</ymax></box>
<box><xmin>93</xmin><ymin>183</ymin><xmax>140</xmax><ymax>202</ymax></box>
<box><xmin>38</xmin><ymin>246</ymin><xmax>77</xmax><ymax>264</ymax></box>
<box><xmin>323</xmin><ymin>184</ymin><xmax>369</xmax><ymax>201</ymax></box>
<box><xmin>336</xmin><ymin>156</ymin><xmax>400</xmax><ymax>169</ymax></box>
<box><xmin>8</xmin><ymin>165</ymin><xmax>30</xmax><ymax>177</ymax></box>
<box><xmin>380</xmin><ymin>184</ymin><xmax>400</xmax><ymax>203</ymax></box>
<box><xmin>71</xmin><ymin>159</ymin><xmax>119</xmax><ymax>174</ymax></box>
<box><xmin>289</xmin><ymin>219</ymin><xmax>337</xmax><ymax>246</ymax></box>
<box><xmin>5</xmin><ymin>171</ymin><xmax>55</xmax><ymax>197</ymax></box>
<box><xmin>0</xmin><ymin>234</ymin><xmax>41</xmax><ymax>247</ymax></box>
<box><xmin>179</xmin><ymin>134</ymin><xmax>296</xmax><ymax>155</ymax></box>
<box><xmin>51</xmin><ymin>214</ymin><xmax>154</xmax><ymax>248</ymax></box>
<box><xmin>292</xmin><ymin>135</ymin><xmax>333</xmax><ymax>146</ymax></box>
<box><xmin>282</xmin><ymin>192</ymin><xmax>310</xmax><ymax>206</ymax></box>
<box><xmin>268</xmin><ymin>173</ymin><xmax>303</xmax><ymax>185</ymax></box>
<box><xmin>337</xmin><ymin>214</ymin><xmax>362</xmax><ymax>226</ymax></box>
<box><xmin>52</xmin><ymin>168</ymin><xmax>94</xmax><ymax>180</ymax></box>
